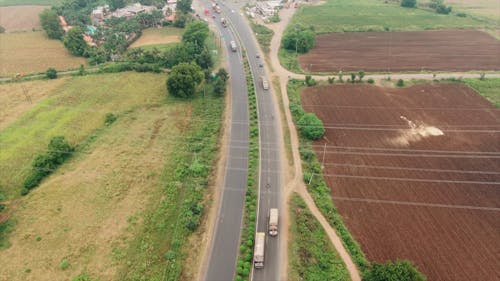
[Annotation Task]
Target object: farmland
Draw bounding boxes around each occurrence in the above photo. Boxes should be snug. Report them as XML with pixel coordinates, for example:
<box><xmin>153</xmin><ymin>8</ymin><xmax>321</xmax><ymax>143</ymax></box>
<box><xmin>421</xmin><ymin>0</ymin><xmax>500</xmax><ymax>21</ymax></box>
<box><xmin>289</xmin><ymin>0</ymin><xmax>492</xmax><ymax>34</ymax></box>
<box><xmin>129</xmin><ymin>27</ymin><xmax>183</xmax><ymax>50</ymax></box>
<box><xmin>0</xmin><ymin>0</ymin><xmax>62</xmax><ymax>6</ymax></box>
<box><xmin>300</xmin><ymin>83</ymin><xmax>500</xmax><ymax>281</ymax></box>
<box><xmin>0</xmin><ymin>6</ymin><xmax>47</xmax><ymax>32</ymax></box>
<box><xmin>0</xmin><ymin>32</ymin><xmax>86</xmax><ymax>76</ymax></box>
<box><xmin>298</xmin><ymin>30</ymin><xmax>500</xmax><ymax>72</ymax></box>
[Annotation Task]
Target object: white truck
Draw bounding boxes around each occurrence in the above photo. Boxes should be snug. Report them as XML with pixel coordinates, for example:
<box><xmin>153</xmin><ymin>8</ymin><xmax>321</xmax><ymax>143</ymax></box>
<box><xmin>261</xmin><ymin>76</ymin><xmax>269</xmax><ymax>90</ymax></box>
<box><xmin>230</xmin><ymin>40</ymin><xmax>237</xmax><ymax>52</ymax></box>
<box><xmin>254</xmin><ymin>232</ymin><xmax>266</xmax><ymax>269</ymax></box>
<box><xmin>268</xmin><ymin>208</ymin><xmax>278</xmax><ymax>236</ymax></box>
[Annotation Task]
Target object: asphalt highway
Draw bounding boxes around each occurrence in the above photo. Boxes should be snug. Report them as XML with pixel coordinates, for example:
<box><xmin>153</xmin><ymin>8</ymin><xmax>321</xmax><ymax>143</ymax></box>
<box><xmin>202</xmin><ymin>2</ymin><xmax>251</xmax><ymax>280</ymax></box>
<box><xmin>202</xmin><ymin>1</ymin><xmax>283</xmax><ymax>280</ymax></box>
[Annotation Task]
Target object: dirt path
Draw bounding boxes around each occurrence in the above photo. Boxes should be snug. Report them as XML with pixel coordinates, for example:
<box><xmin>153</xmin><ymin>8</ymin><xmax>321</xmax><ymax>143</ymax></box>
<box><xmin>267</xmin><ymin>5</ymin><xmax>363</xmax><ymax>281</ymax></box>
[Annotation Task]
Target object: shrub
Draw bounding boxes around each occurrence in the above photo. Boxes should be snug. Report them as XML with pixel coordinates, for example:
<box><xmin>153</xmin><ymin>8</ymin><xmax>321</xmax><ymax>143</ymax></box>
<box><xmin>365</xmin><ymin>260</ymin><xmax>426</xmax><ymax>281</ymax></box>
<box><xmin>59</xmin><ymin>259</ymin><xmax>70</xmax><ymax>270</ymax></box>
<box><xmin>396</xmin><ymin>79</ymin><xmax>405</xmax><ymax>87</ymax></box>
<box><xmin>46</xmin><ymin>68</ymin><xmax>57</xmax><ymax>79</ymax></box>
<box><xmin>367</xmin><ymin>78</ymin><xmax>375</xmax><ymax>84</ymax></box>
<box><xmin>327</xmin><ymin>77</ymin><xmax>335</xmax><ymax>84</ymax></box>
<box><xmin>401</xmin><ymin>0</ymin><xmax>416</xmax><ymax>8</ymax></box>
<box><xmin>104</xmin><ymin>113</ymin><xmax>117</xmax><ymax>125</ymax></box>
<box><xmin>456</xmin><ymin>12</ymin><xmax>466</xmax><ymax>17</ymax></box>
<box><xmin>305</xmin><ymin>75</ymin><xmax>316</xmax><ymax>86</ymax></box>
<box><xmin>298</xmin><ymin>113</ymin><xmax>325</xmax><ymax>140</ymax></box>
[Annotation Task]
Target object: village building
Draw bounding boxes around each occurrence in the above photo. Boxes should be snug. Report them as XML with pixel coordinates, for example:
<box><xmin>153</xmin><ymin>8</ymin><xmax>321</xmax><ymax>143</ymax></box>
<box><xmin>110</xmin><ymin>3</ymin><xmax>157</xmax><ymax>19</ymax></box>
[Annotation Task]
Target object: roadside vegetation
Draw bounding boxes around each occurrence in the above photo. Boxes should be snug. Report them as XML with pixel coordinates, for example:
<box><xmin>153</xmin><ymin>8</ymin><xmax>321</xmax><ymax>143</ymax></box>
<box><xmin>234</xmin><ymin>52</ymin><xmax>259</xmax><ymax>281</ymax></box>
<box><xmin>249</xmin><ymin>22</ymin><xmax>274</xmax><ymax>53</ymax></box>
<box><xmin>287</xmin><ymin>79</ymin><xmax>426</xmax><ymax>280</ymax></box>
<box><xmin>463</xmin><ymin>78</ymin><xmax>500</xmax><ymax>107</ymax></box>
<box><xmin>289</xmin><ymin>194</ymin><xmax>351</xmax><ymax>281</ymax></box>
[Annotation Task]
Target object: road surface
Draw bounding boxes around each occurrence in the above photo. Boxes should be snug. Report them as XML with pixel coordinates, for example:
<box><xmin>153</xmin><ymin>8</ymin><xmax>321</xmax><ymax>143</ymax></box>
<box><xmin>200</xmin><ymin>3</ymin><xmax>251</xmax><ymax>281</ymax></box>
<box><xmin>216</xmin><ymin>3</ymin><xmax>284</xmax><ymax>281</ymax></box>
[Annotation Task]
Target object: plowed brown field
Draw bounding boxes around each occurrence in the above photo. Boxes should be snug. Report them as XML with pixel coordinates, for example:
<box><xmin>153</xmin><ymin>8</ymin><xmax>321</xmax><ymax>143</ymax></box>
<box><xmin>299</xmin><ymin>30</ymin><xmax>500</xmax><ymax>72</ymax></box>
<box><xmin>301</xmin><ymin>83</ymin><xmax>500</xmax><ymax>281</ymax></box>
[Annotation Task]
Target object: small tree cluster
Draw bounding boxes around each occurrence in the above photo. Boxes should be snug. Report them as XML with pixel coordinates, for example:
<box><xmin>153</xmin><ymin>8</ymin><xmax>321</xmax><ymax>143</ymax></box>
<box><xmin>46</xmin><ymin>68</ymin><xmax>57</xmax><ymax>79</ymax></box>
<box><xmin>401</xmin><ymin>0</ymin><xmax>417</xmax><ymax>8</ymax></box>
<box><xmin>40</xmin><ymin>9</ymin><xmax>64</xmax><ymax>39</ymax></box>
<box><xmin>298</xmin><ymin>113</ymin><xmax>325</xmax><ymax>140</ymax></box>
<box><xmin>305</xmin><ymin>75</ymin><xmax>316</xmax><ymax>86</ymax></box>
<box><xmin>213</xmin><ymin>68</ymin><xmax>229</xmax><ymax>96</ymax></box>
<box><xmin>167</xmin><ymin>63</ymin><xmax>204</xmax><ymax>98</ymax></box>
<box><xmin>429</xmin><ymin>0</ymin><xmax>452</xmax><ymax>14</ymax></box>
<box><xmin>22</xmin><ymin>136</ymin><xmax>74</xmax><ymax>195</ymax></box>
<box><xmin>282</xmin><ymin>24</ymin><xmax>316</xmax><ymax>53</ymax></box>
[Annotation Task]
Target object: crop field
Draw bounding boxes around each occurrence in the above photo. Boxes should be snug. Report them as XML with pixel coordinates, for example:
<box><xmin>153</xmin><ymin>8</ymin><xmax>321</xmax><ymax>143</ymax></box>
<box><xmin>0</xmin><ymin>32</ymin><xmax>86</xmax><ymax>76</ymax></box>
<box><xmin>0</xmin><ymin>0</ymin><xmax>62</xmax><ymax>6</ymax></box>
<box><xmin>298</xmin><ymin>30</ymin><xmax>500</xmax><ymax>72</ymax></box>
<box><xmin>289</xmin><ymin>0</ymin><xmax>491</xmax><ymax>34</ymax></box>
<box><xmin>421</xmin><ymin>0</ymin><xmax>500</xmax><ymax>21</ymax></box>
<box><xmin>129</xmin><ymin>27</ymin><xmax>183</xmax><ymax>49</ymax></box>
<box><xmin>0</xmin><ymin>6</ymin><xmax>47</xmax><ymax>32</ymax></box>
<box><xmin>301</xmin><ymin>83</ymin><xmax>500</xmax><ymax>281</ymax></box>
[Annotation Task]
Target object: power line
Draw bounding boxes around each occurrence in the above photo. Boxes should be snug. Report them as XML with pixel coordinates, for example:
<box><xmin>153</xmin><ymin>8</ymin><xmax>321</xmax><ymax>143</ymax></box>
<box><xmin>323</xmin><ymin>163</ymin><xmax>500</xmax><ymax>175</ymax></box>
<box><xmin>322</xmin><ymin>173</ymin><xmax>500</xmax><ymax>185</ymax></box>
<box><xmin>331</xmin><ymin>196</ymin><xmax>500</xmax><ymax>211</ymax></box>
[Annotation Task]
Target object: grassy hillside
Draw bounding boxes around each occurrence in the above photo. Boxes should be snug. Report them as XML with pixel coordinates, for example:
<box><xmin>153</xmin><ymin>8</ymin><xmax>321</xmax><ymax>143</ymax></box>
<box><xmin>0</xmin><ymin>71</ymin><xmax>225</xmax><ymax>281</ymax></box>
<box><xmin>464</xmin><ymin>78</ymin><xmax>500</xmax><ymax>107</ymax></box>
<box><xmin>289</xmin><ymin>194</ymin><xmax>351</xmax><ymax>281</ymax></box>
<box><xmin>0</xmin><ymin>73</ymin><xmax>165</xmax><ymax>199</ymax></box>
<box><xmin>290</xmin><ymin>0</ymin><xmax>492</xmax><ymax>33</ymax></box>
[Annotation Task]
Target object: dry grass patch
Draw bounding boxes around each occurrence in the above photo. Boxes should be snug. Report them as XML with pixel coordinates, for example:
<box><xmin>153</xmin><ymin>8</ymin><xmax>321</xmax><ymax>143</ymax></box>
<box><xmin>129</xmin><ymin>27</ymin><xmax>183</xmax><ymax>49</ymax></box>
<box><xmin>0</xmin><ymin>32</ymin><xmax>86</xmax><ymax>76</ymax></box>
<box><xmin>0</xmin><ymin>78</ymin><xmax>67</xmax><ymax>130</ymax></box>
<box><xmin>0</xmin><ymin>5</ymin><xmax>47</xmax><ymax>32</ymax></box>
<box><xmin>0</xmin><ymin>104</ymin><xmax>184</xmax><ymax>281</ymax></box>
<box><xmin>0</xmin><ymin>72</ymin><xmax>165</xmax><ymax>199</ymax></box>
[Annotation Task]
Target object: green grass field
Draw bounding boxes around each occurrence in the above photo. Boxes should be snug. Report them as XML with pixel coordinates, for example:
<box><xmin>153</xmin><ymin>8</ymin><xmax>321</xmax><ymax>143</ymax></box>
<box><xmin>129</xmin><ymin>27</ymin><xmax>183</xmax><ymax>50</ymax></box>
<box><xmin>0</xmin><ymin>0</ymin><xmax>62</xmax><ymax>6</ymax></box>
<box><xmin>464</xmin><ymin>78</ymin><xmax>500</xmax><ymax>107</ymax></box>
<box><xmin>289</xmin><ymin>194</ymin><xmax>351</xmax><ymax>281</ymax></box>
<box><xmin>0</xmin><ymin>72</ymin><xmax>165</xmax><ymax>199</ymax></box>
<box><xmin>290</xmin><ymin>0</ymin><xmax>493</xmax><ymax>33</ymax></box>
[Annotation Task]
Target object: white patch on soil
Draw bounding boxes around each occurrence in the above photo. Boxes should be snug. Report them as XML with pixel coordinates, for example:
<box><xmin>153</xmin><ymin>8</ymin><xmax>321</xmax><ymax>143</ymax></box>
<box><xmin>391</xmin><ymin>116</ymin><xmax>444</xmax><ymax>146</ymax></box>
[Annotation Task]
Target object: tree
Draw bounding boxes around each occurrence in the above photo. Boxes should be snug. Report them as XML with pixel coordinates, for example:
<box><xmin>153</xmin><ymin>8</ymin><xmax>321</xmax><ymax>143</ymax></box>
<box><xmin>397</xmin><ymin>79</ymin><xmax>405</xmax><ymax>87</ymax></box>
<box><xmin>358</xmin><ymin>71</ymin><xmax>365</xmax><ymax>81</ymax></box>
<box><xmin>350</xmin><ymin>73</ymin><xmax>356</xmax><ymax>83</ymax></box>
<box><xmin>401</xmin><ymin>0</ymin><xmax>417</xmax><ymax>8</ymax></box>
<box><xmin>217</xmin><ymin>68</ymin><xmax>229</xmax><ymax>82</ymax></box>
<box><xmin>196</xmin><ymin>48</ymin><xmax>213</xmax><ymax>70</ymax></box>
<box><xmin>110</xmin><ymin>0</ymin><xmax>126</xmax><ymax>11</ymax></box>
<box><xmin>282</xmin><ymin>27</ymin><xmax>316</xmax><ymax>53</ymax></box>
<box><xmin>297</xmin><ymin>113</ymin><xmax>325</xmax><ymax>140</ymax></box>
<box><xmin>213</xmin><ymin>77</ymin><xmax>226</xmax><ymax>96</ymax></box>
<box><xmin>182</xmin><ymin>21</ymin><xmax>209</xmax><ymax>47</ymax></box>
<box><xmin>0</xmin><ymin>26</ymin><xmax>5</xmax><ymax>33</ymax></box>
<box><xmin>174</xmin><ymin>12</ymin><xmax>189</xmax><ymax>28</ymax></box>
<box><xmin>46</xmin><ymin>68</ymin><xmax>57</xmax><ymax>79</ymax></box>
<box><xmin>63</xmin><ymin>26</ymin><xmax>87</xmax><ymax>56</ymax></box>
<box><xmin>176</xmin><ymin>0</ymin><xmax>192</xmax><ymax>14</ymax></box>
<box><xmin>364</xmin><ymin>260</ymin><xmax>426</xmax><ymax>281</ymax></box>
<box><xmin>167</xmin><ymin>63</ymin><xmax>203</xmax><ymax>98</ymax></box>
<box><xmin>40</xmin><ymin>9</ymin><xmax>64</xmax><ymax>39</ymax></box>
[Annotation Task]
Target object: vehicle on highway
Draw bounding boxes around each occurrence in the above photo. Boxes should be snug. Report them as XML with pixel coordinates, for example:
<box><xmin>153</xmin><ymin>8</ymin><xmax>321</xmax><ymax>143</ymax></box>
<box><xmin>261</xmin><ymin>76</ymin><xmax>269</xmax><ymax>90</ymax></box>
<box><xmin>254</xmin><ymin>232</ymin><xmax>266</xmax><ymax>268</ymax></box>
<box><xmin>269</xmin><ymin>208</ymin><xmax>278</xmax><ymax>236</ymax></box>
<box><xmin>230</xmin><ymin>40</ymin><xmax>237</xmax><ymax>52</ymax></box>
<box><xmin>221</xmin><ymin>17</ymin><xmax>227</xmax><ymax>27</ymax></box>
